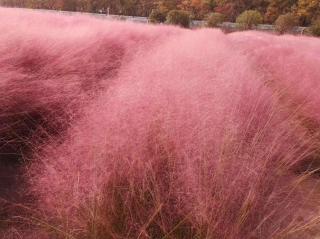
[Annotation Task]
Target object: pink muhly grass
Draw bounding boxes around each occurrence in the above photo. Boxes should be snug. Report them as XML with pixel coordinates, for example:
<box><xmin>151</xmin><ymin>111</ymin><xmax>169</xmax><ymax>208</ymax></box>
<box><xmin>25</xmin><ymin>25</ymin><xmax>320</xmax><ymax>239</ymax></box>
<box><xmin>0</xmin><ymin>7</ymin><xmax>179</xmax><ymax>162</ymax></box>
<box><xmin>229</xmin><ymin>31</ymin><xmax>320</xmax><ymax>173</ymax></box>
<box><xmin>1</xmin><ymin>7</ymin><xmax>320</xmax><ymax>239</ymax></box>
<box><xmin>0</xmin><ymin>8</ymin><xmax>180</xmax><ymax>236</ymax></box>
<box><xmin>229</xmin><ymin>31</ymin><xmax>320</xmax><ymax>122</ymax></box>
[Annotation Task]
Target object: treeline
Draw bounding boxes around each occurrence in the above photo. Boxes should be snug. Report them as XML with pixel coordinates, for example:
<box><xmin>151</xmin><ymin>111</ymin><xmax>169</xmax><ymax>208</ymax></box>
<box><xmin>0</xmin><ymin>0</ymin><xmax>155</xmax><ymax>16</ymax></box>
<box><xmin>0</xmin><ymin>0</ymin><xmax>156</xmax><ymax>16</ymax></box>
<box><xmin>0</xmin><ymin>0</ymin><xmax>319</xmax><ymax>26</ymax></box>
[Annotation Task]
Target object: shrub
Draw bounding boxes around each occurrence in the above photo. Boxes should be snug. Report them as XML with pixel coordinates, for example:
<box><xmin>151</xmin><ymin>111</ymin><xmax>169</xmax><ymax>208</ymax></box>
<box><xmin>275</xmin><ymin>14</ymin><xmax>298</xmax><ymax>34</ymax></box>
<box><xmin>310</xmin><ymin>19</ymin><xmax>320</xmax><ymax>36</ymax></box>
<box><xmin>148</xmin><ymin>9</ymin><xmax>166</xmax><ymax>23</ymax></box>
<box><xmin>206</xmin><ymin>12</ymin><xmax>225</xmax><ymax>28</ymax></box>
<box><xmin>236</xmin><ymin>10</ymin><xmax>263</xmax><ymax>30</ymax></box>
<box><xmin>165</xmin><ymin>10</ymin><xmax>191</xmax><ymax>28</ymax></box>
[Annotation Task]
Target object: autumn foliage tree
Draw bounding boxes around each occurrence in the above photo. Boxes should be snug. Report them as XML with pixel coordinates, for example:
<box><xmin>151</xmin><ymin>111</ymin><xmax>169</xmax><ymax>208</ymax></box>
<box><xmin>265</xmin><ymin>0</ymin><xmax>297</xmax><ymax>23</ymax></box>
<box><xmin>178</xmin><ymin>0</ymin><xmax>207</xmax><ymax>19</ymax></box>
<box><xmin>295</xmin><ymin>0</ymin><xmax>320</xmax><ymax>25</ymax></box>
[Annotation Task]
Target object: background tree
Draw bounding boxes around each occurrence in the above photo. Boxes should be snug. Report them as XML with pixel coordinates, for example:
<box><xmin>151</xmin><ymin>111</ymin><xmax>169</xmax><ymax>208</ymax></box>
<box><xmin>43</xmin><ymin>0</ymin><xmax>62</xmax><ymax>10</ymax></box>
<box><xmin>265</xmin><ymin>0</ymin><xmax>298</xmax><ymax>23</ymax></box>
<box><xmin>166</xmin><ymin>9</ymin><xmax>191</xmax><ymax>27</ymax></box>
<box><xmin>310</xmin><ymin>19</ymin><xmax>320</xmax><ymax>36</ymax></box>
<box><xmin>203</xmin><ymin>0</ymin><xmax>216</xmax><ymax>11</ymax></box>
<box><xmin>206</xmin><ymin>12</ymin><xmax>225</xmax><ymax>27</ymax></box>
<box><xmin>177</xmin><ymin>0</ymin><xmax>210</xmax><ymax>19</ymax></box>
<box><xmin>236</xmin><ymin>10</ymin><xmax>263</xmax><ymax>29</ymax></box>
<box><xmin>0</xmin><ymin>0</ymin><xmax>319</xmax><ymax>27</ymax></box>
<box><xmin>149</xmin><ymin>8</ymin><xmax>167</xmax><ymax>22</ymax></box>
<box><xmin>157</xmin><ymin>0</ymin><xmax>179</xmax><ymax>13</ymax></box>
<box><xmin>213</xmin><ymin>0</ymin><xmax>268</xmax><ymax>21</ymax></box>
<box><xmin>214</xmin><ymin>1</ymin><xmax>240</xmax><ymax>21</ymax></box>
<box><xmin>136</xmin><ymin>0</ymin><xmax>156</xmax><ymax>16</ymax></box>
<box><xmin>295</xmin><ymin>0</ymin><xmax>320</xmax><ymax>26</ymax></box>
<box><xmin>248</xmin><ymin>0</ymin><xmax>269</xmax><ymax>13</ymax></box>
<box><xmin>60</xmin><ymin>0</ymin><xmax>77</xmax><ymax>11</ymax></box>
<box><xmin>275</xmin><ymin>13</ymin><xmax>298</xmax><ymax>33</ymax></box>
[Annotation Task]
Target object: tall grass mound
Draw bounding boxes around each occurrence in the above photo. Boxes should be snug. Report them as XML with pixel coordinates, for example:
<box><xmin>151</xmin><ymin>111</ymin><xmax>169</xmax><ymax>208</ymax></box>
<box><xmin>0</xmin><ymin>7</ymin><xmax>180</xmax><ymax>164</ymax></box>
<box><xmin>0</xmin><ymin>7</ymin><xmax>181</xmax><ymax>235</ymax></box>
<box><xmin>229</xmin><ymin>30</ymin><xmax>320</xmax><ymax>173</ymax></box>
<box><xmin>0</xmin><ymin>7</ymin><xmax>320</xmax><ymax>239</ymax></box>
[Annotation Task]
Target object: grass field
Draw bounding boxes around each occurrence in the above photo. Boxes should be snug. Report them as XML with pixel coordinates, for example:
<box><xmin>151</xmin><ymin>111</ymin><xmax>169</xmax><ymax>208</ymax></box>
<box><xmin>1</xmin><ymin>7</ymin><xmax>320</xmax><ymax>239</ymax></box>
